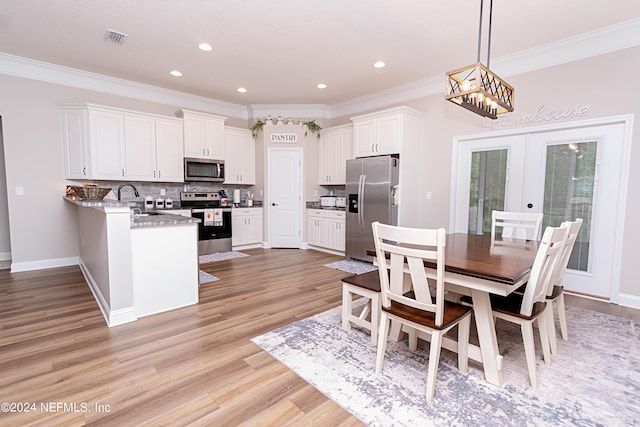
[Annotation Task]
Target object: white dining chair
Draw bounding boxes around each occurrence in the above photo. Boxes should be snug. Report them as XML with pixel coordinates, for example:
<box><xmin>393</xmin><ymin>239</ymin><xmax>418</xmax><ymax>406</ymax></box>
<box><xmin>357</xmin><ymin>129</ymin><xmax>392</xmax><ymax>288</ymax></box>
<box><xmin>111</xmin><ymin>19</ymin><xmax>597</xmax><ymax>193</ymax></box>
<box><xmin>489</xmin><ymin>224</ymin><xmax>568</xmax><ymax>388</ymax></box>
<box><xmin>372</xmin><ymin>221</ymin><xmax>472</xmax><ymax>403</ymax></box>
<box><xmin>491</xmin><ymin>210</ymin><xmax>544</xmax><ymax>244</ymax></box>
<box><xmin>546</xmin><ymin>218</ymin><xmax>583</xmax><ymax>355</ymax></box>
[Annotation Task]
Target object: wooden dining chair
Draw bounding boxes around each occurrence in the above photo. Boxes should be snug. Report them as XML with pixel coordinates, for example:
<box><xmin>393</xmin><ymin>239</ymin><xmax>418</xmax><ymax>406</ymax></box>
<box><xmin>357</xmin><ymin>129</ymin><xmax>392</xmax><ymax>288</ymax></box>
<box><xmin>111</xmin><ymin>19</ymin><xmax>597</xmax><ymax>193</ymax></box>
<box><xmin>341</xmin><ymin>270</ymin><xmax>382</xmax><ymax>345</ymax></box>
<box><xmin>546</xmin><ymin>218</ymin><xmax>583</xmax><ymax>355</ymax></box>
<box><xmin>491</xmin><ymin>210</ymin><xmax>544</xmax><ymax>244</ymax></box>
<box><xmin>490</xmin><ymin>225</ymin><xmax>568</xmax><ymax>388</ymax></box>
<box><xmin>372</xmin><ymin>221</ymin><xmax>472</xmax><ymax>403</ymax></box>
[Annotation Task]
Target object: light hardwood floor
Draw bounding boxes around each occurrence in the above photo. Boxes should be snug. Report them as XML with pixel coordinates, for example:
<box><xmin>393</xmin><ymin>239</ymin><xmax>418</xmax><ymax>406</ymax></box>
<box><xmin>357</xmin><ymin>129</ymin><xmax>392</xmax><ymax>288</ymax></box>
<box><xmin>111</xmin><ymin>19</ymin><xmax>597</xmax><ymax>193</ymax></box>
<box><xmin>1</xmin><ymin>249</ymin><xmax>638</xmax><ymax>425</ymax></box>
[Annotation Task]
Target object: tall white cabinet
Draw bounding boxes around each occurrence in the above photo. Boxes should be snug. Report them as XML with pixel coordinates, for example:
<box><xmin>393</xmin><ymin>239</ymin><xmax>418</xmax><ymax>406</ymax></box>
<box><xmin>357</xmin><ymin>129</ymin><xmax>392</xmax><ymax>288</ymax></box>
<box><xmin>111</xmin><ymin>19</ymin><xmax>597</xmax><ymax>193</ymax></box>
<box><xmin>318</xmin><ymin>124</ymin><xmax>352</xmax><ymax>185</ymax></box>
<box><xmin>351</xmin><ymin>106</ymin><xmax>424</xmax><ymax>227</ymax></box>
<box><xmin>224</xmin><ymin>127</ymin><xmax>255</xmax><ymax>185</ymax></box>
<box><xmin>177</xmin><ymin>109</ymin><xmax>226</xmax><ymax>160</ymax></box>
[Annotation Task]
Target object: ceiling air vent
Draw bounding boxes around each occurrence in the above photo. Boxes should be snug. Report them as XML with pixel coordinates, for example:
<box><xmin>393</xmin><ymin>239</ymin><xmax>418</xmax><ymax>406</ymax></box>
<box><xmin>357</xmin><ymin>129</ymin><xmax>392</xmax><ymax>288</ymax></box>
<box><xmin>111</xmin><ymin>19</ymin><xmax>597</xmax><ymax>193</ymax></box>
<box><xmin>104</xmin><ymin>29</ymin><xmax>128</xmax><ymax>45</ymax></box>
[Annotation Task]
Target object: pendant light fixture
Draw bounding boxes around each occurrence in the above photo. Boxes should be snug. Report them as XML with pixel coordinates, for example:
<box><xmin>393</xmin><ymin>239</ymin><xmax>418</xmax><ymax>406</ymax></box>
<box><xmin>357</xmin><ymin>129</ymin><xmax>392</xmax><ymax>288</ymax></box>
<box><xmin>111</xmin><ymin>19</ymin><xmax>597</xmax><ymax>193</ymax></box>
<box><xmin>445</xmin><ymin>0</ymin><xmax>514</xmax><ymax>119</ymax></box>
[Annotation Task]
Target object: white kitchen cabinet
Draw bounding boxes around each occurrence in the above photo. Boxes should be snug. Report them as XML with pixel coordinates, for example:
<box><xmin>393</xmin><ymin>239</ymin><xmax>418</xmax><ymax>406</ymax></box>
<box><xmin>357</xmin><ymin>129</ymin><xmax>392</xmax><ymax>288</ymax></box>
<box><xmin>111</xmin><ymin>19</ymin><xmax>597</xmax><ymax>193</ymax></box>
<box><xmin>318</xmin><ymin>124</ymin><xmax>352</xmax><ymax>185</ymax></box>
<box><xmin>124</xmin><ymin>114</ymin><xmax>156</xmax><ymax>181</ymax></box>
<box><xmin>60</xmin><ymin>106</ymin><xmax>91</xmax><ymax>179</ymax></box>
<box><xmin>232</xmin><ymin>208</ymin><xmax>263</xmax><ymax>247</ymax></box>
<box><xmin>178</xmin><ymin>109</ymin><xmax>226</xmax><ymax>160</ymax></box>
<box><xmin>60</xmin><ymin>104</ymin><xmax>183</xmax><ymax>182</ymax></box>
<box><xmin>224</xmin><ymin>127</ymin><xmax>255</xmax><ymax>185</ymax></box>
<box><xmin>351</xmin><ymin>106</ymin><xmax>424</xmax><ymax>228</ymax></box>
<box><xmin>307</xmin><ymin>209</ymin><xmax>345</xmax><ymax>252</ymax></box>
<box><xmin>91</xmin><ymin>108</ymin><xmax>127</xmax><ymax>180</ymax></box>
<box><xmin>352</xmin><ymin>106</ymin><xmax>422</xmax><ymax>158</ymax></box>
<box><xmin>154</xmin><ymin>118</ymin><xmax>184</xmax><ymax>182</ymax></box>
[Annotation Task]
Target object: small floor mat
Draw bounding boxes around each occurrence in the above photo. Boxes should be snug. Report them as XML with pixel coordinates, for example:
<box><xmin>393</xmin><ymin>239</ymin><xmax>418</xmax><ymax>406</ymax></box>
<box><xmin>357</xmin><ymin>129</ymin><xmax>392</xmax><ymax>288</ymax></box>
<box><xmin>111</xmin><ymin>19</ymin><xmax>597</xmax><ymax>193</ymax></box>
<box><xmin>324</xmin><ymin>259</ymin><xmax>378</xmax><ymax>275</ymax></box>
<box><xmin>198</xmin><ymin>251</ymin><xmax>249</xmax><ymax>264</ymax></box>
<box><xmin>199</xmin><ymin>270</ymin><xmax>220</xmax><ymax>284</ymax></box>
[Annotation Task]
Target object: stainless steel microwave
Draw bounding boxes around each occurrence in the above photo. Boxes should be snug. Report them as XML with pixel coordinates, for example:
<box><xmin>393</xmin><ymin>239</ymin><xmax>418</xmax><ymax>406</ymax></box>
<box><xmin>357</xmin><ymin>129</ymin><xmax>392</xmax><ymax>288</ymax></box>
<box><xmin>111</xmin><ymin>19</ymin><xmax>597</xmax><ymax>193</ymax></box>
<box><xmin>184</xmin><ymin>157</ymin><xmax>225</xmax><ymax>182</ymax></box>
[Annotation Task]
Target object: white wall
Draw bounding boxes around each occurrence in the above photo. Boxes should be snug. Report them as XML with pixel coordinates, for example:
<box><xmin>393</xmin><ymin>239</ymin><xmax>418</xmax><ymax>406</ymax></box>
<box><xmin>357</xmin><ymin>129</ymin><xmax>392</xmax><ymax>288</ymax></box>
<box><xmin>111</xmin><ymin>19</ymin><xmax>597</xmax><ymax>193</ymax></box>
<box><xmin>0</xmin><ymin>118</ymin><xmax>11</xmax><ymax>259</ymax></box>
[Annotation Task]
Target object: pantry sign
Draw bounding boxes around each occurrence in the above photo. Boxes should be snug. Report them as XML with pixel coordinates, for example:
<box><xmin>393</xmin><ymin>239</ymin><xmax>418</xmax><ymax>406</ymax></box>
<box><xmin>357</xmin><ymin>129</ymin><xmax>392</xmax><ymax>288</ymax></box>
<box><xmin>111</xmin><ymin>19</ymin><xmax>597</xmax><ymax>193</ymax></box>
<box><xmin>270</xmin><ymin>133</ymin><xmax>298</xmax><ymax>143</ymax></box>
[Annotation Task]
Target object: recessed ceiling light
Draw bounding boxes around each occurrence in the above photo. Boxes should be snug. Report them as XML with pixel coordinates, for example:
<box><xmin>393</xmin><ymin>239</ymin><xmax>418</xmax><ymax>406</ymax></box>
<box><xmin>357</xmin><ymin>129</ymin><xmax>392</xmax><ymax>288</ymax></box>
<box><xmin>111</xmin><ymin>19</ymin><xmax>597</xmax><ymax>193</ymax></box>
<box><xmin>237</xmin><ymin>87</ymin><xmax>247</xmax><ymax>93</ymax></box>
<box><xmin>317</xmin><ymin>83</ymin><xmax>327</xmax><ymax>89</ymax></box>
<box><xmin>170</xmin><ymin>70</ymin><xmax>182</xmax><ymax>77</ymax></box>
<box><xmin>198</xmin><ymin>43</ymin><xmax>212</xmax><ymax>52</ymax></box>
<box><xmin>373</xmin><ymin>61</ymin><xmax>386</xmax><ymax>69</ymax></box>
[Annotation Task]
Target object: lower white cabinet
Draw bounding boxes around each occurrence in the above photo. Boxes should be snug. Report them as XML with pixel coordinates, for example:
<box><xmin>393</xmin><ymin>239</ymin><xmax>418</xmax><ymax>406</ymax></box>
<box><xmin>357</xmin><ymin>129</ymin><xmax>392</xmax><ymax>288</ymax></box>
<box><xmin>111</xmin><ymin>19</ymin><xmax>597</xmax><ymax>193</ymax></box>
<box><xmin>232</xmin><ymin>208</ymin><xmax>263</xmax><ymax>247</ymax></box>
<box><xmin>307</xmin><ymin>209</ymin><xmax>345</xmax><ymax>252</ymax></box>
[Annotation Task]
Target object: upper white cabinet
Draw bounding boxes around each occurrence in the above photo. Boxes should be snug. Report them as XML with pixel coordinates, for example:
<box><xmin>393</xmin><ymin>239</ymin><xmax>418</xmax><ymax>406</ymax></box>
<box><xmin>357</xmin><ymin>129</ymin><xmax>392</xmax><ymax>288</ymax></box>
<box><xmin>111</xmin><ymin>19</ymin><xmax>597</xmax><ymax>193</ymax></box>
<box><xmin>177</xmin><ymin>109</ymin><xmax>226</xmax><ymax>160</ymax></box>
<box><xmin>318</xmin><ymin>124</ymin><xmax>352</xmax><ymax>185</ymax></box>
<box><xmin>60</xmin><ymin>104</ymin><xmax>183</xmax><ymax>182</ymax></box>
<box><xmin>224</xmin><ymin>127</ymin><xmax>255</xmax><ymax>185</ymax></box>
<box><xmin>154</xmin><ymin>119</ymin><xmax>184</xmax><ymax>182</ymax></box>
<box><xmin>125</xmin><ymin>115</ymin><xmax>184</xmax><ymax>182</ymax></box>
<box><xmin>89</xmin><ymin>108</ymin><xmax>126</xmax><ymax>180</ymax></box>
<box><xmin>351</xmin><ymin>107</ymin><xmax>422</xmax><ymax>158</ymax></box>
<box><xmin>60</xmin><ymin>106</ymin><xmax>91</xmax><ymax>179</ymax></box>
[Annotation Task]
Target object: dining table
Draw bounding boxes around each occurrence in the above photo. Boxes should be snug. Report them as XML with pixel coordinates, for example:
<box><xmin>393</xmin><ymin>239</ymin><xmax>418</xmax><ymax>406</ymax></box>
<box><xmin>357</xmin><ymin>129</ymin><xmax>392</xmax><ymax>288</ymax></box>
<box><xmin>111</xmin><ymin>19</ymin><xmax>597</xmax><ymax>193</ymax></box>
<box><xmin>369</xmin><ymin>232</ymin><xmax>538</xmax><ymax>387</ymax></box>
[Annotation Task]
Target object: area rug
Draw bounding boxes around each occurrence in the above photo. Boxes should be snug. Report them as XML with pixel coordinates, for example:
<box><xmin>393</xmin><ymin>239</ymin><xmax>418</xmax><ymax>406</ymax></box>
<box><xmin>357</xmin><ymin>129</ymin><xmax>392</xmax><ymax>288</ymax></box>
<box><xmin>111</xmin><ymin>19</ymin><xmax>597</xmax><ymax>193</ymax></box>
<box><xmin>325</xmin><ymin>259</ymin><xmax>378</xmax><ymax>275</ymax></box>
<box><xmin>198</xmin><ymin>251</ymin><xmax>249</xmax><ymax>264</ymax></box>
<box><xmin>198</xmin><ymin>270</ymin><xmax>219</xmax><ymax>284</ymax></box>
<box><xmin>252</xmin><ymin>300</ymin><xmax>640</xmax><ymax>426</ymax></box>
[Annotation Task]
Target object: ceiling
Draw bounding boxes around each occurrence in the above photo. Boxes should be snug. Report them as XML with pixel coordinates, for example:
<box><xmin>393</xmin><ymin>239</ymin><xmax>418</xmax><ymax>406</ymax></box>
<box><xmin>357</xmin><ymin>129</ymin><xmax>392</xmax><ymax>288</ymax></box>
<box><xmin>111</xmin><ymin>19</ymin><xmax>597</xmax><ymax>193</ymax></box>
<box><xmin>1</xmin><ymin>0</ymin><xmax>639</xmax><ymax>107</ymax></box>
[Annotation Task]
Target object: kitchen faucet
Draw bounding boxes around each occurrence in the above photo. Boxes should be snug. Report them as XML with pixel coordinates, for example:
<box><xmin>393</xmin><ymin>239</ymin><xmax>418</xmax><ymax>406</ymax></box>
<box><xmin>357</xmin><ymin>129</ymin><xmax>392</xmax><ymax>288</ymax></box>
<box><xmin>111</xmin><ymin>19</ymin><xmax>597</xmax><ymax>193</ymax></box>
<box><xmin>117</xmin><ymin>183</ymin><xmax>140</xmax><ymax>201</ymax></box>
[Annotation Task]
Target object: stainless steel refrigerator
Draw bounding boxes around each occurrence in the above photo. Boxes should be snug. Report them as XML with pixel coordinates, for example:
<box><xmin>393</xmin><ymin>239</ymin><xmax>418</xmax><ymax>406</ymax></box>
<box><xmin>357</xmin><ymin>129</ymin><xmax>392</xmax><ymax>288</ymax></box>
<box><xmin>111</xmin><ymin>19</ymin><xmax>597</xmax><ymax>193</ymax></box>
<box><xmin>345</xmin><ymin>155</ymin><xmax>400</xmax><ymax>262</ymax></box>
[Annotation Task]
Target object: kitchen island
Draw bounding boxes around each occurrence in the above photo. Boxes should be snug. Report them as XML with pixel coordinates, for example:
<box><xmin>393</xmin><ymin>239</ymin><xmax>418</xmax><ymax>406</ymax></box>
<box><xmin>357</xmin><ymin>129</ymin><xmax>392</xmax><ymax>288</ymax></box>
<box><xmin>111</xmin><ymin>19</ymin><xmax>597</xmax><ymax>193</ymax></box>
<box><xmin>65</xmin><ymin>196</ymin><xmax>200</xmax><ymax>326</ymax></box>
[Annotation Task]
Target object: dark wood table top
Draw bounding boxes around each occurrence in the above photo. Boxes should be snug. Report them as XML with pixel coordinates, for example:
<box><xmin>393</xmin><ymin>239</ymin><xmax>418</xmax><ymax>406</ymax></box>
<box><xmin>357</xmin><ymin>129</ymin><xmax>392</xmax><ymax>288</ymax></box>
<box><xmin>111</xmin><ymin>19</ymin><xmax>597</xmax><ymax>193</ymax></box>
<box><xmin>368</xmin><ymin>232</ymin><xmax>538</xmax><ymax>285</ymax></box>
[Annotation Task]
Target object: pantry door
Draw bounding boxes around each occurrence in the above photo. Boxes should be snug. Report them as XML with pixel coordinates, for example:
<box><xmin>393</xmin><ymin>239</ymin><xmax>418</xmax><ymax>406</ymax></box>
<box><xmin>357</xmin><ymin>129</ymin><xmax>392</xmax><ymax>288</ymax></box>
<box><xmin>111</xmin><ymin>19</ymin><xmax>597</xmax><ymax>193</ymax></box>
<box><xmin>268</xmin><ymin>148</ymin><xmax>302</xmax><ymax>248</ymax></box>
<box><xmin>451</xmin><ymin>120</ymin><xmax>629</xmax><ymax>300</ymax></box>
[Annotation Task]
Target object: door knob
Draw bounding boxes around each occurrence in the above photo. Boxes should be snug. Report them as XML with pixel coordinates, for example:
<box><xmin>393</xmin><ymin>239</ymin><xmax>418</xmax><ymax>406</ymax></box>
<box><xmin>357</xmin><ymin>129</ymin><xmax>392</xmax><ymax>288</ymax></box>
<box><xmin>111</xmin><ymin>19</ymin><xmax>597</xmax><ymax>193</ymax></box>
<box><xmin>527</xmin><ymin>203</ymin><xmax>533</xmax><ymax>209</ymax></box>
<box><xmin>271</xmin><ymin>202</ymin><xmax>278</xmax><ymax>206</ymax></box>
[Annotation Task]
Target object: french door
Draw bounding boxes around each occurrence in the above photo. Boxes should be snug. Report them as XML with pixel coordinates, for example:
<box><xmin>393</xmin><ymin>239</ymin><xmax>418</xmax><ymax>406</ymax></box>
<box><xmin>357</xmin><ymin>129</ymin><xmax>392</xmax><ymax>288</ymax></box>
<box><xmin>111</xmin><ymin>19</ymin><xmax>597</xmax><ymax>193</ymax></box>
<box><xmin>452</xmin><ymin>122</ymin><xmax>628</xmax><ymax>299</ymax></box>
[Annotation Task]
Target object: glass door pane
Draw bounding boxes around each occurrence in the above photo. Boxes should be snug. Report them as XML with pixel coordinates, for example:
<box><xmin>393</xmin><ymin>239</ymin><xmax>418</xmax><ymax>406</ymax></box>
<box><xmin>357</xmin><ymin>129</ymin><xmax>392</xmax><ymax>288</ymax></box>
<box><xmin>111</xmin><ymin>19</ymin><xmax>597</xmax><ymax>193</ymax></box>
<box><xmin>542</xmin><ymin>141</ymin><xmax>597</xmax><ymax>272</ymax></box>
<box><xmin>468</xmin><ymin>149</ymin><xmax>508</xmax><ymax>234</ymax></box>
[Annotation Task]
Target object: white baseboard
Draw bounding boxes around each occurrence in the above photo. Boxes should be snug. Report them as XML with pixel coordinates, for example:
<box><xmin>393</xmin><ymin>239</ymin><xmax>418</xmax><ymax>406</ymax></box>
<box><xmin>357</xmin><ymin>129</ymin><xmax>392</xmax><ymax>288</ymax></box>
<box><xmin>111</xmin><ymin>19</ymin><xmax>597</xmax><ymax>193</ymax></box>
<box><xmin>79</xmin><ymin>259</ymin><xmax>137</xmax><ymax>327</ymax></box>
<box><xmin>0</xmin><ymin>251</ymin><xmax>10</xmax><ymax>261</ymax></box>
<box><xmin>617</xmin><ymin>293</ymin><xmax>640</xmax><ymax>310</ymax></box>
<box><xmin>11</xmin><ymin>256</ymin><xmax>79</xmax><ymax>273</ymax></box>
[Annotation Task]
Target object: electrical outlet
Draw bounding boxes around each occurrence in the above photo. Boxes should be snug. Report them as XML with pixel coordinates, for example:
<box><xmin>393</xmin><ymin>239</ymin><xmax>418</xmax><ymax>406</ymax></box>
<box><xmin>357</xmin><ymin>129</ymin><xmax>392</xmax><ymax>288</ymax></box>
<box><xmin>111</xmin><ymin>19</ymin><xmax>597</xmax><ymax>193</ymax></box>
<box><xmin>160</xmin><ymin>189</ymin><xmax>166</xmax><ymax>196</ymax></box>
<box><xmin>15</xmin><ymin>186</ymin><xmax>24</xmax><ymax>196</ymax></box>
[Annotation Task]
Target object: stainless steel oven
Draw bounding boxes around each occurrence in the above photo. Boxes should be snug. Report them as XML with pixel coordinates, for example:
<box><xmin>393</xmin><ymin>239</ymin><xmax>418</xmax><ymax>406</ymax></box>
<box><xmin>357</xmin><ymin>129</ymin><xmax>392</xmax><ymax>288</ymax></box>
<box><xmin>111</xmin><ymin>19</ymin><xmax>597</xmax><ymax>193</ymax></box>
<box><xmin>180</xmin><ymin>192</ymin><xmax>232</xmax><ymax>254</ymax></box>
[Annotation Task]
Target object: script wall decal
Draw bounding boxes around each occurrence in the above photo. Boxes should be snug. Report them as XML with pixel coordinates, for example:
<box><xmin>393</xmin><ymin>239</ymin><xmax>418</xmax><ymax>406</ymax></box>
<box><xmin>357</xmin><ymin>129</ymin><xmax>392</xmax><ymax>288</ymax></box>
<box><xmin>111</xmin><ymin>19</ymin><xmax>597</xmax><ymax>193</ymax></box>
<box><xmin>483</xmin><ymin>104</ymin><xmax>591</xmax><ymax>128</ymax></box>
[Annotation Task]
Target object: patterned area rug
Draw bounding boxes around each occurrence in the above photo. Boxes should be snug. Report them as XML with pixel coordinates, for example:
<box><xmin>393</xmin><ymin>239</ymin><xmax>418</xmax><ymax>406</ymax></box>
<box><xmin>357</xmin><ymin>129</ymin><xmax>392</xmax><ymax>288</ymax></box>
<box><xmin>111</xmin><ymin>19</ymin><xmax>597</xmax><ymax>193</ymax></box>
<box><xmin>199</xmin><ymin>251</ymin><xmax>249</xmax><ymax>264</ymax></box>
<box><xmin>252</xmin><ymin>301</ymin><xmax>640</xmax><ymax>426</ymax></box>
<box><xmin>198</xmin><ymin>270</ymin><xmax>219</xmax><ymax>284</ymax></box>
<box><xmin>325</xmin><ymin>259</ymin><xmax>378</xmax><ymax>275</ymax></box>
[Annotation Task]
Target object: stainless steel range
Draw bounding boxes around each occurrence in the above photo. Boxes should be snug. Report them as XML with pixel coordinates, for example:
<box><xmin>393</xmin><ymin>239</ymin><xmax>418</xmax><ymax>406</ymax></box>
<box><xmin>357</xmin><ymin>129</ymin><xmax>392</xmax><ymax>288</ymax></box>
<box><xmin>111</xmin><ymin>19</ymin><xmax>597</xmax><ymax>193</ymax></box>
<box><xmin>180</xmin><ymin>192</ymin><xmax>232</xmax><ymax>255</ymax></box>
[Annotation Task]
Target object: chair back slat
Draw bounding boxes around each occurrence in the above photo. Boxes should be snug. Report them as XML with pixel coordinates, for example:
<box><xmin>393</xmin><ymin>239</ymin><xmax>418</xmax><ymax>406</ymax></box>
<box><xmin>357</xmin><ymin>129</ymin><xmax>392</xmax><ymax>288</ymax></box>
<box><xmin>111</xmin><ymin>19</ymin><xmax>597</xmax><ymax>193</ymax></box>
<box><xmin>491</xmin><ymin>211</ymin><xmax>544</xmax><ymax>243</ymax></box>
<box><xmin>549</xmin><ymin>218</ymin><xmax>583</xmax><ymax>293</ymax></box>
<box><xmin>520</xmin><ymin>225</ymin><xmax>568</xmax><ymax>316</ymax></box>
<box><xmin>372</xmin><ymin>222</ymin><xmax>446</xmax><ymax>325</ymax></box>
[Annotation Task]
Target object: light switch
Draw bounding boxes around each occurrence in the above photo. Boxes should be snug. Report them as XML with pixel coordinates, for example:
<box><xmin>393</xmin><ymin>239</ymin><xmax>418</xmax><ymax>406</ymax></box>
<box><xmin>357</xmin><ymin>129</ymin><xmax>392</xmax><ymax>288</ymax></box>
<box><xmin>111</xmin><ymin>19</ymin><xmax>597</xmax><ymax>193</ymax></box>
<box><xmin>15</xmin><ymin>186</ymin><xmax>24</xmax><ymax>196</ymax></box>
<box><xmin>426</xmin><ymin>191</ymin><xmax>432</xmax><ymax>200</ymax></box>
<box><xmin>160</xmin><ymin>189</ymin><xmax>166</xmax><ymax>196</ymax></box>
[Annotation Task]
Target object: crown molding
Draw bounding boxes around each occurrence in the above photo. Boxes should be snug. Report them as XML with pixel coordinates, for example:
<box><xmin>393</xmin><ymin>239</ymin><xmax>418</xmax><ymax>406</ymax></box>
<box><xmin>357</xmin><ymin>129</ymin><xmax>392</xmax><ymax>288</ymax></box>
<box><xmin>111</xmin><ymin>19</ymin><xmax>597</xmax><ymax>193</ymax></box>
<box><xmin>1</xmin><ymin>18</ymin><xmax>638</xmax><ymax>121</ymax></box>
<box><xmin>329</xmin><ymin>17</ymin><xmax>640</xmax><ymax>119</ymax></box>
<box><xmin>0</xmin><ymin>52</ymin><xmax>249</xmax><ymax>120</ymax></box>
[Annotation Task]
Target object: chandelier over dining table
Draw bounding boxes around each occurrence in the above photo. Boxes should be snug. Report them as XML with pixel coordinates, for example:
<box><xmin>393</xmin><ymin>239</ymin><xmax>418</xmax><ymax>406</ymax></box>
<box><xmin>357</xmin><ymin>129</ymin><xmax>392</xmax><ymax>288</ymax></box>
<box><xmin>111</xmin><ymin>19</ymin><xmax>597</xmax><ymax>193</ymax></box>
<box><xmin>445</xmin><ymin>0</ymin><xmax>514</xmax><ymax>119</ymax></box>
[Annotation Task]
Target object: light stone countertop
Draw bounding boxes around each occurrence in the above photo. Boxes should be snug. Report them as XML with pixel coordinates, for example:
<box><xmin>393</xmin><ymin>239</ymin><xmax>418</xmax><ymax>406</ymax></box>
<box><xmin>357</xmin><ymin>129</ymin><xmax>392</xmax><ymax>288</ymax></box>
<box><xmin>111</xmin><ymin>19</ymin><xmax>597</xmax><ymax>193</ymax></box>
<box><xmin>64</xmin><ymin>196</ymin><xmax>200</xmax><ymax>227</ymax></box>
